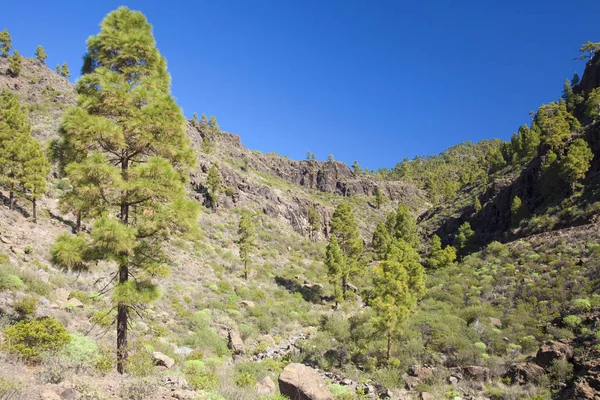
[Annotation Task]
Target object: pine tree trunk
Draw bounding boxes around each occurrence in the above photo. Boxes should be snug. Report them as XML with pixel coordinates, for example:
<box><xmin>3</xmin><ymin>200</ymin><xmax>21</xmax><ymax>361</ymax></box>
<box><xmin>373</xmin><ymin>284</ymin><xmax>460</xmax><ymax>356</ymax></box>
<box><xmin>117</xmin><ymin>155</ymin><xmax>130</xmax><ymax>375</ymax></box>
<box><xmin>75</xmin><ymin>212</ymin><xmax>81</xmax><ymax>233</ymax></box>
<box><xmin>342</xmin><ymin>276</ymin><xmax>347</xmax><ymax>300</ymax></box>
<box><xmin>116</xmin><ymin>265</ymin><xmax>128</xmax><ymax>374</ymax></box>
<box><xmin>244</xmin><ymin>261</ymin><xmax>248</xmax><ymax>280</ymax></box>
<box><xmin>9</xmin><ymin>190</ymin><xmax>14</xmax><ymax>210</ymax></box>
<box><xmin>32</xmin><ymin>199</ymin><xmax>37</xmax><ymax>223</ymax></box>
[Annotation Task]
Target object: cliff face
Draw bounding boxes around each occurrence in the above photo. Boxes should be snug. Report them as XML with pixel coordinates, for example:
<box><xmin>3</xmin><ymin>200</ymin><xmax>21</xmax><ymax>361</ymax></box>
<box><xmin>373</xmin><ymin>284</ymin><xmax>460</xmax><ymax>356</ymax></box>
<box><xmin>187</xmin><ymin>123</ymin><xmax>426</xmax><ymax>238</ymax></box>
<box><xmin>0</xmin><ymin>56</ymin><xmax>425</xmax><ymax>239</ymax></box>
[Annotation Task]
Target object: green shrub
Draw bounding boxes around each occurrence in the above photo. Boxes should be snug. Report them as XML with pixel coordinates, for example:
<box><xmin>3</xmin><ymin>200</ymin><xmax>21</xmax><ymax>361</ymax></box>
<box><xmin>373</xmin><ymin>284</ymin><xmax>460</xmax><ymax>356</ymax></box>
<box><xmin>69</xmin><ymin>290</ymin><xmax>91</xmax><ymax>305</ymax></box>
<box><xmin>572</xmin><ymin>298</ymin><xmax>592</xmax><ymax>313</ymax></box>
<box><xmin>13</xmin><ymin>295</ymin><xmax>38</xmax><ymax>317</ymax></box>
<box><xmin>94</xmin><ymin>346</ymin><xmax>114</xmax><ymax>374</ymax></box>
<box><xmin>62</xmin><ymin>333</ymin><xmax>99</xmax><ymax>366</ymax></box>
<box><xmin>2</xmin><ymin>317</ymin><xmax>71</xmax><ymax>362</ymax></box>
<box><xmin>0</xmin><ymin>377</ymin><xmax>23</xmax><ymax>398</ymax></box>
<box><xmin>125</xmin><ymin>344</ymin><xmax>154</xmax><ymax>377</ymax></box>
<box><xmin>547</xmin><ymin>358</ymin><xmax>574</xmax><ymax>384</ymax></box>
<box><xmin>23</xmin><ymin>246</ymin><xmax>34</xmax><ymax>255</ymax></box>
<box><xmin>184</xmin><ymin>326</ymin><xmax>230</xmax><ymax>358</ymax></box>
<box><xmin>563</xmin><ymin>315</ymin><xmax>582</xmax><ymax>329</ymax></box>
<box><xmin>184</xmin><ymin>360</ymin><xmax>220</xmax><ymax>390</ymax></box>
<box><xmin>0</xmin><ymin>273</ymin><xmax>23</xmax><ymax>291</ymax></box>
<box><xmin>330</xmin><ymin>384</ymin><xmax>354</xmax><ymax>400</ymax></box>
<box><xmin>234</xmin><ymin>371</ymin><xmax>256</xmax><ymax>388</ymax></box>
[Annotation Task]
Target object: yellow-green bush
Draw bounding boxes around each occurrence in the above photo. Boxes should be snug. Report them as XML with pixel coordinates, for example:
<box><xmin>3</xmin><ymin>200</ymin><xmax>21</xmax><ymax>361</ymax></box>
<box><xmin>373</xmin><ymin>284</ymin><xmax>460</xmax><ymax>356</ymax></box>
<box><xmin>13</xmin><ymin>295</ymin><xmax>38</xmax><ymax>317</ymax></box>
<box><xmin>2</xmin><ymin>317</ymin><xmax>71</xmax><ymax>362</ymax></box>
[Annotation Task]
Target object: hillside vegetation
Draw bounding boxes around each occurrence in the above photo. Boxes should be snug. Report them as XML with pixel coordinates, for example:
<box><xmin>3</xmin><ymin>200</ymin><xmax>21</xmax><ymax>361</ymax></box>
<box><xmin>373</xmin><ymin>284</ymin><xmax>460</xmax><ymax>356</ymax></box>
<box><xmin>1</xmin><ymin>9</ymin><xmax>600</xmax><ymax>400</ymax></box>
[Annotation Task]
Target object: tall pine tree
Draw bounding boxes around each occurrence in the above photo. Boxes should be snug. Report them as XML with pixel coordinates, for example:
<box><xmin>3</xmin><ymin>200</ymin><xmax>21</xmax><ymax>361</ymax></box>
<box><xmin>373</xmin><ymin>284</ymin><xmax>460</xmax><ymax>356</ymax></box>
<box><xmin>325</xmin><ymin>235</ymin><xmax>344</xmax><ymax>308</ymax></box>
<box><xmin>329</xmin><ymin>202</ymin><xmax>363</xmax><ymax>298</ymax></box>
<box><xmin>50</xmin><ymin>7</ymin><xmax>199</xmax><ymax>374</ymax></box>
<box><xmin>0</xmin><ymin>90</ymin><xmax>49</xmax><ymax>219</ymax></box>
<box><xmin>237</xmin><ymin>210</ymin><xmax>256</xmax><ymax>280</ymax></box>
<box><xmin>372</xmin><ymin>238</ymin><xmax>426</xmax><ymax>360</ymax></box>
<box><xmin>0</xmin><ymin>29</ymin><xmax>11</xmax><ymax>57</ymax></box>
<box><xmin>394</xmin><ymin>204</ymin><xmax>419</xmax><ymax>249</ymax></box>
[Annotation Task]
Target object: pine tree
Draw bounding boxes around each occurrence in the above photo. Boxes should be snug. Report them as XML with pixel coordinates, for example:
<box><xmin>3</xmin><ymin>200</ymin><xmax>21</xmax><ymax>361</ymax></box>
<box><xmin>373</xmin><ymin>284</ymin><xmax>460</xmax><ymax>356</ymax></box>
<box><xmin>34</xmin><ymin>45</ymin><xmax>47</xmax><ymax>64</ymax></box>
<box><xmin>510</xmin><ymin>196</ymin><xmax>528</xmax><ymax>228</ymax></box>
<box><xmin>374</xmin><ymin>186</ymin><xmax>384</xmax><ymax>209</ymax></box>
<box><xmin>307</xmin><ymin>204</ymin><xmax>321</xmax><ymax>241</ymax></box>
<box><xmin>385</xmin><ymin>210</ymin><xmax>396</xmax><ymax>233</ymax></box>
<box><xmin>578</xmin><ymin>41</ymin><xmax>600</xmax><ymax>60</ymax></box>
<box><xmin>206</xmin><ymin>164</ymin><xmax>220</xmax><ymax>210</ymax></box>
<box><xmin>563</xmin><ymin>78</ymin><xmax>576</xmax><ymax>113</ymax></box>
<box><xmin>21</xmin><ymin>136</ymin><xmax>50</xmax><ymax>223</ymax></box>
<box><xmin>330</xmin><ymin>202</ymin><xmax>363</xmax><ymax>297</ymax></box>
<box><xmin>60</xmin><ymin>62</ymin><xmax>71</xmax><ymax>78</ymax></box>
<box><xmin>55</xmin><ymin>64</ymin><xmax>60</xmax><ymax>74</ymax></box>
<box><xmin>454</xmin><ymin>222</ymin><xmax>474</xmax><ymax>256</ymax></box>
<box><xmin>50</xmin><ymin>7</ymin><xmax>199</xmax><ymax>374</ymax></box>
<box><xmin>208</xmin><ymin>116</ymin><xmax>219</xmax><ymax>132</ymax></box>
<box><xmin>372</xmin><ymin>238</ymin><xmax>426</xmax><ymax>360</ymax></box>
<box><xmin>585</xmin><ymin>88</ymin><xmax>600</xmax><ymax>120</ymax></box>
<box><xmin>571</xmin><ymin>72</ymin><xmax>580</xmax><ymax>87</ymax></box>
<box><xmin>325</xmin><ymin>235</ymin><xmax>344</xmax><ymax>308</ymax></box>
<box><xmin>372</xmin><ymin>222</ymin><xmax>391</xmax><ymax>260</ymax></box>
<box><xmin>237</xmin><ymin>210</ymin><xmax>255</xmax><ymax>280</ymax></box>
<box><xmin>474</xmin><ymin>197</ymin><xmax>482</xmax><ymax>212</ymax></box>
<box><xmin>352</xmin><ymin>160</ymin><xmax>362</xmax><ymax>174</ymax></box>
<box><xmin>8</xmin><ymin>50</ymin><xmax>22</xmax><ymax>76</ymax></box>
<box><xmin>192</xmin><ymin>112</ymin><xmax>198</xmax><ymax>123</ymax></box>
<box><xmin>560</xmin><ymin>138</ymin><xmax>594</xmax><ymax>192</ymax></box>
<box><xmin>0</xmin><ymin>90</ymin><xmax>48</xmax><ymax>216</ymax></box>
<box><xmin>306</xmin><ymin>151</ymin><xmax>316</xmax><ymax>161</ymax></box>
<box><xmin>200</xmin><ymin>113</ymin><xmax>208</xmax><ymax>124</ymax></box>
<box><xmin>0</xmin><ymin>29</ymin><xmax>11</xmax><ymax>57</ymax></box>
<box><xmin>394</xmin><ymin>204</ymin><xmax>419</xmax><ymax>249</ymax></box>
<box><xmin>201</xmin><ymin>136</ymin><xmax>213</xmax><ymax>154</ymax></box>
<box><xmin>519</xmin><ymin>124</ymin><xmax>540</xmax><ymax>161</ymax></box>
<box><xmin>327</xmin><ymin>154</ymin><xmax>334</xmax><ymax>161</ymax></box>
<box><xmin>426</xmin><ymin>234</ymin><xmax>456</xmax><ymax>269</ymax></box>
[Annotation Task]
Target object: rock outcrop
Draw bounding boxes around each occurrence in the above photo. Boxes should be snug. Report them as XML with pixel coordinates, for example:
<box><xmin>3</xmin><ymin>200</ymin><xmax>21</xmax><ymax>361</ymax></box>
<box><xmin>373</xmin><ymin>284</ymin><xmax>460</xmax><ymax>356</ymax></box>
<box><xmin>278</xmin><ymin>363</ymin><xmax>334</xmax><ymax>400</ymax></box>
<box><xmin>535</xmin><ymin>340</ymin><xmax>574</xmax><ymax>368</ymax></box>
<box><xmin>504</xmin><ymin>362</ymin><xmax>545</xmax><ymax>384</ymax></box>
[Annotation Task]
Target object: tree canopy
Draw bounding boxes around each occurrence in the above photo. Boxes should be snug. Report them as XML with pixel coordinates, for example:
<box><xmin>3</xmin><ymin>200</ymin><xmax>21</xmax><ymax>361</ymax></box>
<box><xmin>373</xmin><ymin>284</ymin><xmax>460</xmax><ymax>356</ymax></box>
<box><xmin>50</xmin><ymin>7</ymin><xmax>199</xmax><ymax>374</ymax></box>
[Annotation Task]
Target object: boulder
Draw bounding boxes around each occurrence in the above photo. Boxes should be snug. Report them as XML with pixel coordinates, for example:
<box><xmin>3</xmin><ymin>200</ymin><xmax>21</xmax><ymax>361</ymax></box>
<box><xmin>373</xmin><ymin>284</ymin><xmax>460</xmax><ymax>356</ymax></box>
<box><xmin>213</xmin><ymin>324</ymin><xmax>230</xmax><ymax>340</ymax></box>
<box><xmin>66</xmin><ymin>298</ymin><xmax>84</xmax><ymax>309</ymax></box>
<box><xmin>171</xmin><ymin>390</ymin><xmax>197</xmax><ymax>400</ymax></box>
<box><xmin>152</xmin><ymin>351</ymin><xmax>175</xmax><ymax>369</ymax></box>
<box><xmin>421</xmin><ymin>393</ymin><xmax>435</xmax><ymax>400</ymax></box>
<box><xmin>229</xmin><ymin>329</ymin><xmax>245</xmax><ymax>355</ymax></box>
<box><xmin>461</xmin><ymin>365</ymin><xmax>490</xmax><ymax>382</ymax></box>
<box><xmin>504</xmin><ymin>362</ymin><xmax>545</xmax><ymax>384</ymax></box>
<box><xmin>59</xmin><ymin>388</ymin><xmax>79</xmax><ymax>400</ymax></box>
<box><xmin>535</xmin><ymin>341</ymin><xmax>574</xmax><ymax>368</ymax></box>
<box><xmin>279</xmin><ymin>363</ymin><xmax>334</xmax><ymax>400</ymax></box>
<box><xmin>256</xmin><ymin>376</ymin><xmax>276</xmax><ymax>395</ymax></box>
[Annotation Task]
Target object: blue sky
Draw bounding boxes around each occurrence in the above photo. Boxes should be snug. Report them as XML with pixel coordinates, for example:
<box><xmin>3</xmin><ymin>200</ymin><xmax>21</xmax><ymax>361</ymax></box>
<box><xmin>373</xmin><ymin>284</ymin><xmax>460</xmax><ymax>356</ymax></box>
<box><xmin>4</xmin><ymin>1</ymin><xmax>600</xmax><ymax>169</ymax></box>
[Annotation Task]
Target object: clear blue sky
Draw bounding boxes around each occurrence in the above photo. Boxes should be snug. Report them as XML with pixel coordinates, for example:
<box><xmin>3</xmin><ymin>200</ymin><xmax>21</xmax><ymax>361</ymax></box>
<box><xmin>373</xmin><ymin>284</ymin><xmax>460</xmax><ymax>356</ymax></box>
<box><xmin>4</xmin><ymin>1</ymin><xmax>600</xmax><ymax>169</ymax></box>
